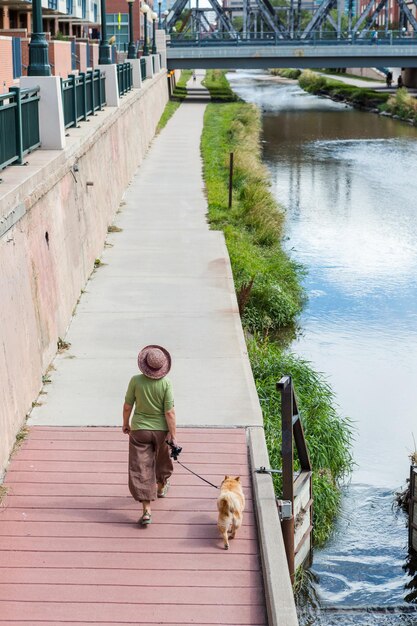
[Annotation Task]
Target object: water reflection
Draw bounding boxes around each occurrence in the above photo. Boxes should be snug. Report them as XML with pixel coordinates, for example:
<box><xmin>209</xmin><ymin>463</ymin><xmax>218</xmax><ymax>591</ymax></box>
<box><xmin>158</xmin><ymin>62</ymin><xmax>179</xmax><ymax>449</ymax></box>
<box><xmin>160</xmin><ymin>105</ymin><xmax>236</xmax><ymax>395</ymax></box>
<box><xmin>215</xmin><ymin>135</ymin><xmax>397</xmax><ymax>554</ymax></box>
<box><xmin>227</xmin><ymin>71</ymin><xmax>417</xmax><ymax>622</ymax></box>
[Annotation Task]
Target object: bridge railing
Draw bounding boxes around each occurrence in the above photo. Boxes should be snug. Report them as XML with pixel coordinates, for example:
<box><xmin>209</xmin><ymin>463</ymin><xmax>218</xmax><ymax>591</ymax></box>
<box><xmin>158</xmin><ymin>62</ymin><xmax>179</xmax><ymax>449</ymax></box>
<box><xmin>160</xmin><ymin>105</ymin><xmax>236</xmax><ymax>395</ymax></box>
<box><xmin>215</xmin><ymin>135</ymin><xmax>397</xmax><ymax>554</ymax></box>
<box><xmin>61</xmin><ymin>70</ymin><xmax>106</xmax><ymax>130</ymax></box>
<box><xmin>0</xmin><ymin>86</ymin><xmax>40</xmax><ymax>171</ymax></box>
<box><xmin>168</xmin><ymin>30</ymin><xmax>417</xmax><ymax>47</ymax></box>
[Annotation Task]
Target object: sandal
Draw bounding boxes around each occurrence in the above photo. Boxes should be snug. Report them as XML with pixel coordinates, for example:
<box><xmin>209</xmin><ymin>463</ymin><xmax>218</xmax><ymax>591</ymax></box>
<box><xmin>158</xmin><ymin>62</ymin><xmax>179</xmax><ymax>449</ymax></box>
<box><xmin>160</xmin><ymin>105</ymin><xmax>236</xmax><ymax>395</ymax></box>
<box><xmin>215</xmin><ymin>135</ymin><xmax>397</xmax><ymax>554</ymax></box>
<box><xmin>157</xmin><ymin>481</ymin><xmax>170</xmax><ymax>498</ymax></box>
<box><xmin>139</xmin><ymin>511</ymin><xmax>152</xmax><ymax>525</ymax></box>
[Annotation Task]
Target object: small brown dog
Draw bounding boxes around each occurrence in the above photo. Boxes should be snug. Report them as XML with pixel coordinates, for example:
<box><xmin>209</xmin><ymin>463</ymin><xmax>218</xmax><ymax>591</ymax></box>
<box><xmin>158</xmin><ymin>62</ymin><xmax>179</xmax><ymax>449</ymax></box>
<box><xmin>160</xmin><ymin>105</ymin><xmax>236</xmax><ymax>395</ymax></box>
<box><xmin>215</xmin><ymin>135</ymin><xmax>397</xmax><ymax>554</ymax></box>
<box><xmin>217</xmin><ymin>475</ymin><xmax>245</xmax><ymax>550</ymax></box>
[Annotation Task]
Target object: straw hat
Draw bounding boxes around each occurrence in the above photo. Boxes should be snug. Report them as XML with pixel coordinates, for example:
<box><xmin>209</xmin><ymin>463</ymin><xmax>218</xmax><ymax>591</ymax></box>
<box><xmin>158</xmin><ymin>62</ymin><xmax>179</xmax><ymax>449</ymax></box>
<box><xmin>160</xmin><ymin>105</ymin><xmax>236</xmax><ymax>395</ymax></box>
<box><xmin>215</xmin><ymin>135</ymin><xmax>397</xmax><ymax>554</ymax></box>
<box><xmin>138</xmin><ymin>345</ymin><xmax>171</xmax><ymax>379</ymax></box>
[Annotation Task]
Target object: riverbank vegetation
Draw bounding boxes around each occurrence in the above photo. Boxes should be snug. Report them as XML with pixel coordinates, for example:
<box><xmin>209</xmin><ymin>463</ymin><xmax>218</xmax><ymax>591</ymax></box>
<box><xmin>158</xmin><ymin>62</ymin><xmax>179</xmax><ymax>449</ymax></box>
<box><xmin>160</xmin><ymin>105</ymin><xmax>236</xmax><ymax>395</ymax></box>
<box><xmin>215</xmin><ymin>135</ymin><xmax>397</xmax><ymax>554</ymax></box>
<box><xmin>270</xmin><ymin>68</ymin><xmax>301</xmax><ymax>79</ymax></box>
<box><xmin>298</xmin><ymin>69</ymin><xmax>389</xmax><ymax>108</ymax></box>
<box><xmin>202</xmin><ymin>69</ymin><xmax>239</xmax><ymax>102</ymax></box>
<box><xmin>201</xmin><ymin>72</ymin><xmax>353</xmax><ymax>546</ymax></box>
<box><xmin>384</xmin><ymin>87</ymin><xmax>417</xmax><ymax>123</ymax></box>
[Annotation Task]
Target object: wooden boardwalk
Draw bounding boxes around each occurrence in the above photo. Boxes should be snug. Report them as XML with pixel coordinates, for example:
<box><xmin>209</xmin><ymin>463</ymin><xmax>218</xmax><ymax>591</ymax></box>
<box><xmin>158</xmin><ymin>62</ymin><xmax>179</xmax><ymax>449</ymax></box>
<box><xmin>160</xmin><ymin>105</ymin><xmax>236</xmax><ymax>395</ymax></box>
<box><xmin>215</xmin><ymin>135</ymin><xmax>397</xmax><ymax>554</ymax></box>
<box><xmin>0</xmin><ymin>426</ymin><xmax>267</xmax><ymax>625</ymax></box>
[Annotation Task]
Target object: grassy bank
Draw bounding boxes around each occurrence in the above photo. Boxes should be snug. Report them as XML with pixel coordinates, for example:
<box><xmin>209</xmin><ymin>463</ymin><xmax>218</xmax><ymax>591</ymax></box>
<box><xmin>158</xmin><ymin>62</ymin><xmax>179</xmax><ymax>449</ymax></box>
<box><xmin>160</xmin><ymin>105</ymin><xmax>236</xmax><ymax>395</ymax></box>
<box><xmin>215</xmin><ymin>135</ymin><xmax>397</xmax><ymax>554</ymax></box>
<box><xmin>298</xmin><ymin>69</ymin><xmax>389</xmax><ymax>109</ymax></box>
<box><xmin>201</xmin><ymin>73</ymin><xmax>353</xmax><ymax>547</ymax></box>
<box><xmin>202</xmin><ymin>69</ymin><xmax>239</xmax><ymax>102</ymax></box>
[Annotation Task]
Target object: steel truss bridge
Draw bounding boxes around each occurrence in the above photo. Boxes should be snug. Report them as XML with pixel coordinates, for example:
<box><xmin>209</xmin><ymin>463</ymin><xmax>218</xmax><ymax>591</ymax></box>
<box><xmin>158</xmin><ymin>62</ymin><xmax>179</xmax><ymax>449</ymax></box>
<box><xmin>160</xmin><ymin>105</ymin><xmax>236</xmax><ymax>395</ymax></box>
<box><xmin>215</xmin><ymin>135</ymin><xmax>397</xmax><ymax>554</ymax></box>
<box><xmin>165</xmin><ymin>0</ymin><xmax>417</xmax><ymax>68</ymax></box>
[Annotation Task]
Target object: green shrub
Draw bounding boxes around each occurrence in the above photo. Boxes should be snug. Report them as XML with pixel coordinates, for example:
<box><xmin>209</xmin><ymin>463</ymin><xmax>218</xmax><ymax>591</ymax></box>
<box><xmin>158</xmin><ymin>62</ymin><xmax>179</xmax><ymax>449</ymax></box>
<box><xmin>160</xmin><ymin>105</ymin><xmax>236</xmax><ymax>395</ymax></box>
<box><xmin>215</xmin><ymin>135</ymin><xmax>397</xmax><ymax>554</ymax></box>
<box><xmin>386</xmin><ymin>87</ymin><xmax>417</xmax><ymax>120</ymax></box>
<box><xmin>298</xmin><ymin>70</ymin><xmax>390</xmax><ymax>109</ymax></box>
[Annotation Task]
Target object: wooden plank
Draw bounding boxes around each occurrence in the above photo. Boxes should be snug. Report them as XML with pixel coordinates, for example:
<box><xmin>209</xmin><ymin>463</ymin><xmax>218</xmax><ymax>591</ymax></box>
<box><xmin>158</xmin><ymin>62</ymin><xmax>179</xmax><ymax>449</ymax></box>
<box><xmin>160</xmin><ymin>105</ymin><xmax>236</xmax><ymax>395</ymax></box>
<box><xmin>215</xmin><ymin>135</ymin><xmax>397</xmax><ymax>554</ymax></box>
<box><xmin>8</xmin><ymin>461</ymin><xmax>250</xmax><ymax>475</ymax></box>
<box><xmin>5</xmin><ymin>483</ymin><xmax>252</xmax><ymax>500</ymax></box>
<box><xmin>2</xmin><ymin>495</ymin><xmax>254</xmax><ymax>512</ymax></box>
<box><xmin>21</xmin><ymin>441</ymin><xmax>246</xmax><ymax>454</ymax></box>
<box><xmin>0</xmin><ymin>509</ymin><xmax>257</xmax><ymax>525</ymax></box>
<box><xmin>0</xmin><ymin>551</ymin><xmax>261</xmax><ymax>570</ymax></box>
<box><xmin>0</xmin><ymin>536</ymin><xmax>258</xmax><ymax>554</ymax></box>
<box><xmin>0</xmin><ymin>568</ymin><xmax>261</xmax><ymax>588</ymax></box>
<box><xmin>0</xmin><ymin>584</ymin><xmax>264</xmax><ymax>604</ymax></box>
<box><xmin>5</xmin><ymin>471</ymin><xmax>251</xmax><ymax>487</ymax></box>
<box><xmin>15</xmin><ymin>450</ymin><xmax>249</xmax><ymax>463</ymax></box>
<box><xmin>0</xmin><ymin>521</ymin><xmax>257</xmax><ymax>540</ymax></box>
<box><xmin>0</xmin><ymin>602</ymin><xmax>267</xmax><ymax>624</ymax></box>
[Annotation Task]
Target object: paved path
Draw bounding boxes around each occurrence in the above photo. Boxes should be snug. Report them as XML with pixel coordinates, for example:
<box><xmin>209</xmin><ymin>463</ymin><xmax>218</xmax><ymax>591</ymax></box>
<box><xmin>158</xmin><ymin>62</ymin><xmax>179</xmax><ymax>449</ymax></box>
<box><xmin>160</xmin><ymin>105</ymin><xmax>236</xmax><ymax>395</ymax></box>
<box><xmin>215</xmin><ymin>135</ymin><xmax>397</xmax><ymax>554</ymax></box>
<box><xmin>28</xmin><ymin>71</ymin><xmax>262</xmax><ymax>430</ymax></box>
<box><xmin>0</xmin><ymin>73</ymin><xmax>279</xmax><ymax>625</ymax></box>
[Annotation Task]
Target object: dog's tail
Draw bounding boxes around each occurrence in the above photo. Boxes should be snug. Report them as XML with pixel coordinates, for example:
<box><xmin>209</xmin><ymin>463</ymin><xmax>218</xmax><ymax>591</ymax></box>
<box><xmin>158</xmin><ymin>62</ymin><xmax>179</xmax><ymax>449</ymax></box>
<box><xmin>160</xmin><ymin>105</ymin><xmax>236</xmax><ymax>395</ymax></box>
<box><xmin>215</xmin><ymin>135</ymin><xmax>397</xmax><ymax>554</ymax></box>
<box><xmin>217</xmin><ymin>492</ymin><xmax>239</xmax><ymax>516</ymax></box>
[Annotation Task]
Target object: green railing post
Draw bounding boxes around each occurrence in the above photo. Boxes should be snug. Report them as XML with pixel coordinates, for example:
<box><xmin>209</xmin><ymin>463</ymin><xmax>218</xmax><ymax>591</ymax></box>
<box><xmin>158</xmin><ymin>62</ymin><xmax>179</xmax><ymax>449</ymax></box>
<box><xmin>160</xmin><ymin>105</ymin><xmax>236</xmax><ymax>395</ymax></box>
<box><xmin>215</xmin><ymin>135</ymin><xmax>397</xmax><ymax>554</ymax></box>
<box><xmin>70</xmin><ymin>74</ymin><xmax>77</xmax><ymax>127</ymax></box>
<box><xmin>97</xmin><ymin>70</ymin><xmax>103</xmax><ymax>110</ymax></box>
<box><xmin>9</xmin><ymin>87</ymin><xmax>23</xmax><ymax>165</ymax></box>
<box><xmin>90</xmin><ymin>70</ymin><xmax>95</xmax><ymax>114</ymax></box>
<box><xmin>81</xmin><ymin>72</ymin><xmax>87</xmax><ymax>121</ymax></box>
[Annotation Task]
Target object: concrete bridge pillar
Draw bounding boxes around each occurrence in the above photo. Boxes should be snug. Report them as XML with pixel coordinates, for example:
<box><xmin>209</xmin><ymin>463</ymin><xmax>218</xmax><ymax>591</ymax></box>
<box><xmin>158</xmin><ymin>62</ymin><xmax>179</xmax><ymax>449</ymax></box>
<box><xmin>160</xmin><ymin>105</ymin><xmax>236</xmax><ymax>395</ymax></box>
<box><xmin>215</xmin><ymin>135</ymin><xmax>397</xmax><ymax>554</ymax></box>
<box><xmin>402</xmin><ymin>68</ymin><xmax>417</xmax><ymax>88</ymax></box>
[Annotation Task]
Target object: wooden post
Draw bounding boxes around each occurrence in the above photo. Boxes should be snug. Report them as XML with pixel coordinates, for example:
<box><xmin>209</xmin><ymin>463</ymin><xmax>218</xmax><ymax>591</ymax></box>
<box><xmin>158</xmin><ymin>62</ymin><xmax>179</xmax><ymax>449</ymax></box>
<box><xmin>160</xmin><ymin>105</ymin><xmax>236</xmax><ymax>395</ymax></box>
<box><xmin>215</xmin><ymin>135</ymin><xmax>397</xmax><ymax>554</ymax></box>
<box><xmin>228</xmin><ymin>152</ymin><xmax>234</xmax><ymax>209</ymax></box>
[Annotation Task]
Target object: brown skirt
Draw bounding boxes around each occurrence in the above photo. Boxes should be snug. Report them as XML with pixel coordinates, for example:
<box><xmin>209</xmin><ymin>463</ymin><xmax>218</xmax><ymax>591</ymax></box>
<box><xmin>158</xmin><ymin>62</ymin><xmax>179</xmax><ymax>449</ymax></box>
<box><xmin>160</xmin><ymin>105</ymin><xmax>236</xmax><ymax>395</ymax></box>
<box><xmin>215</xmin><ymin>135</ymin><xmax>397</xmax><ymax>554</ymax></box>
<box><xmin>128</xmin><ymin>430</ymin><xmax>173</xmax><ymax>502</ymax></box>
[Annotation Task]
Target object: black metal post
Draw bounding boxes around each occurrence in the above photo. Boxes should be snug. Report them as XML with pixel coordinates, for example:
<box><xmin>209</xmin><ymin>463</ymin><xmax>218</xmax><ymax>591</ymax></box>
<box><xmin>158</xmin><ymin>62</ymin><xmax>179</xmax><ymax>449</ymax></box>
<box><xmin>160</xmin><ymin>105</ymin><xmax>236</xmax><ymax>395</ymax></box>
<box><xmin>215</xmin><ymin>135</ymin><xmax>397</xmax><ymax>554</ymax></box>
<box><xmin>151</xmin><ymin>16</ymin><xmax>157</xmax><ymax>54</ymax></box>
<box><xmin>28</xmin><ymin>0</ymin><xmax>51</xmax><ymax>76</ymax></box>
<box><xmin>158</xmin><ymin>0</ymin><xmax>162</xmax><ymax>29</ymax></box>
<box><xmin>143</xmin><ymin>12</ymin><xmax>149</xmax><ymax>56</ymax></box>
<box><xmin>99</xmin><ymin>0</ymin><xmax>111</xmax><ymax>64</ymax></box>
<box><xmin>127</xmin><ymin>0</ymin><xmax>136</xmax><ymax>59</ymax></box>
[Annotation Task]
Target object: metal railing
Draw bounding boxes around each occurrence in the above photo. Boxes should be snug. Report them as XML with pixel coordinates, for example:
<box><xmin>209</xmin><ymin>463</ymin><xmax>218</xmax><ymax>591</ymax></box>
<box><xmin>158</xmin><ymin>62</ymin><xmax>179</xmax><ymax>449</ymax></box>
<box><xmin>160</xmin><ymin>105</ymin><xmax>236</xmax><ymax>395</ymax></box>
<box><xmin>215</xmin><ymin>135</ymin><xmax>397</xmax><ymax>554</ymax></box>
<box><xmin>277</xmin><ymin>376</ymin><xmax>313</xmax><ymax>580</ymax></box>
<box><xmin>169</xmin><ymin>29</ymin><xmax>417</xmax><ymax>47</ymax></box>
<box><xmin>116</xmin><ymin>62</ymin><xmax>133</xmax><ymax>96</ymax></box>
<box><xmin>61</xmin><ymin>69</ymin><xmax>106</xmax><ymax>130</ymax></box>
<box><xmin>140</xmin><ymin>57</ymin><xmax>147</xmax><ymax>80</ymax></box>
<box><xmin>0</xmin><ymin>87</ymin><xmax>40</xmax><ymax>171</ymax></box>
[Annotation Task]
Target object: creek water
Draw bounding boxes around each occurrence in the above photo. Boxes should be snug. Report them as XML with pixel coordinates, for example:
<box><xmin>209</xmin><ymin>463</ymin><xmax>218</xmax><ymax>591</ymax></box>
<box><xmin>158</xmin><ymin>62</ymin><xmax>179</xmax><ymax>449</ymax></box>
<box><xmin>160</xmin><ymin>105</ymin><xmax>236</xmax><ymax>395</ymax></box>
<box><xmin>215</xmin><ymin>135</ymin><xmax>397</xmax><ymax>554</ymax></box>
<box><xmin>227</xmin><ymin>70</ymin><xmax>417</xmax><ymax>624</ymax></box>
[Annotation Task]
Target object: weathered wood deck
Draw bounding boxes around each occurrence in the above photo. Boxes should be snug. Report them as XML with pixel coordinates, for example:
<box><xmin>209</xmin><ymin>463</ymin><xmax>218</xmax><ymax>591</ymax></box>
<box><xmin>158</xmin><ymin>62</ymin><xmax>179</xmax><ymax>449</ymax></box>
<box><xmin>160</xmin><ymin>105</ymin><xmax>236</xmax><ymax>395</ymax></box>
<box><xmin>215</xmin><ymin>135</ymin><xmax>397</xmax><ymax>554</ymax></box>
<box><xmin>0</xmin><ymin>426</ymin><xmax>267</xmax><ymax>625</ymax></box>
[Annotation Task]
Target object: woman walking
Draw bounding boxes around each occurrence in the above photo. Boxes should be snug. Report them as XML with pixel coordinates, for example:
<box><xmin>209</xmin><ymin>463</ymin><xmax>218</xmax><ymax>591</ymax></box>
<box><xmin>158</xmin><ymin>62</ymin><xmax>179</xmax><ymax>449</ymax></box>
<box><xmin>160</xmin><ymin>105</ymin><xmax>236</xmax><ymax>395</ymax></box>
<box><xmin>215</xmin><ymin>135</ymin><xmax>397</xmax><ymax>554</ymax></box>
<box><xmin>122</xmin><ymin>345</ymin><xmax>177</xmax><ymax>525</ymax></box>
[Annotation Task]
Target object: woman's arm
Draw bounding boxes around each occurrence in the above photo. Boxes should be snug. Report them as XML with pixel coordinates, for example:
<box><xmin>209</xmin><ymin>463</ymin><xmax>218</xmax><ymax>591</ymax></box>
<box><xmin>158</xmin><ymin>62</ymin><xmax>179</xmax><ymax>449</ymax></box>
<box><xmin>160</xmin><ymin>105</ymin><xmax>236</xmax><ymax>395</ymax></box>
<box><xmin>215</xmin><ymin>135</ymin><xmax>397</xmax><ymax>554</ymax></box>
<box><xmin>165</xmin><ymin>408</ymin><xmax>177</xmax><ymax>445</ymax></box>
<box><xmin>122</xmin><ymin>403</ymin><xmax>133</xmax><ymax>434</ymax></box>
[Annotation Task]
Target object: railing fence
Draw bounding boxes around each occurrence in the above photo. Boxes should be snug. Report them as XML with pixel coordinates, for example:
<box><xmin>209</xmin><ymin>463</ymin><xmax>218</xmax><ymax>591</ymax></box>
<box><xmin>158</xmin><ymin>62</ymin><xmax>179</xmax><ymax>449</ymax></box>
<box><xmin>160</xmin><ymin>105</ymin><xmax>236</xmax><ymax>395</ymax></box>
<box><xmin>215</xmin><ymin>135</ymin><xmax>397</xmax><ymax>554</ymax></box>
<box><xmin>140</xmin><ymin>57</ymin><xmax>147</xmax><ymax>80</ymax></box>
<box><xmin>277</xmin><ymin>376</ymin><xmax>313</xmax><ymax>580</ymax></box>
<box><xmin>116</xmin><ymin>62</ymin><xmax>133</xmax><ymax>96</ymax></box>
<box><xmin>61</xmin><ymin>69</ymin><xmax>106</xmax><ymax>129</ymax></box>
<box><xmin>0</xmin><ymin>87</ymin><xmax>40</xmax><ymax>170</ymax></box>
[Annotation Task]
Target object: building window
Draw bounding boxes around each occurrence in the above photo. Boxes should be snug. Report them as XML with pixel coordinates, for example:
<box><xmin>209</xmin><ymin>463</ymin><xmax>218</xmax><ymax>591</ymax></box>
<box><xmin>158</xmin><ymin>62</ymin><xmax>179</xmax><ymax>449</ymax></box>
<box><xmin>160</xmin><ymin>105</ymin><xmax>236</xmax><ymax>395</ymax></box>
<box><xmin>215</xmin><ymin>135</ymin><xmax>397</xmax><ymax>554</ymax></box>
<box><xmin>106</xmin><ymin>13</ymin><xmax>129</xmax><ymax>50</ymax></box>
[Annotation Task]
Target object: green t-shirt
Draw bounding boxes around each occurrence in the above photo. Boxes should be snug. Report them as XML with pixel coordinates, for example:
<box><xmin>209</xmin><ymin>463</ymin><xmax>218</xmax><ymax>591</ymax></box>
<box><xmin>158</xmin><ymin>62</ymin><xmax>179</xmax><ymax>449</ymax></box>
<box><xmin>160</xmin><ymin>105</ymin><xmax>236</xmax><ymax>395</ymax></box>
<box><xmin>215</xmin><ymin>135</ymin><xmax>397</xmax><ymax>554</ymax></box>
<box><xmin>125</xmin><ymin>374</ymin><xmax>174</xmax><ymax>431</ymax></box>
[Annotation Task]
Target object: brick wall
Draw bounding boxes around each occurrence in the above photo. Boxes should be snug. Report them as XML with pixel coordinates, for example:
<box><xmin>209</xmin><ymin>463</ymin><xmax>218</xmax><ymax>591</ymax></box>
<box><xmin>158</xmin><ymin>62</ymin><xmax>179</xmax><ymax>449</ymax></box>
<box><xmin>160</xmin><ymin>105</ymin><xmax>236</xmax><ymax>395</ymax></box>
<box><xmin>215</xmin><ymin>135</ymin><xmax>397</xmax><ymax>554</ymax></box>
<box><xmin>91</xmin><ymin>43</ymin><xmax>98</xmax><ymax>67</ymax></box>
<box><xmin>76</xmin><ymin>42</ymin><xmax>87</xmax><ymax>72</ymax></box>
<box><xmin>49</xmin><ymin>40</ymin><xmax>72</xmax><ymax>78</ymax></box>
<box><xmin>0</xmin><ymin>36</ymin><xmax>14</xmax><ymax>92</ymax></box>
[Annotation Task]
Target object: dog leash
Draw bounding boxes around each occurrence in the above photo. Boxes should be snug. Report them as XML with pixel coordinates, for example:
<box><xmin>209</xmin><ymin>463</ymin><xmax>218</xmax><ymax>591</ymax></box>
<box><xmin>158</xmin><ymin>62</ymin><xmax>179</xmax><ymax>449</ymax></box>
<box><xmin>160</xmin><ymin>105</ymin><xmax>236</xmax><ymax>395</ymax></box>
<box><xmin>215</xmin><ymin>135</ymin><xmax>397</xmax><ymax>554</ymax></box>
<box><xmin>175</xmin><ymin>460</ymin><xmax>219</xmax><ymax>489</ymax></box>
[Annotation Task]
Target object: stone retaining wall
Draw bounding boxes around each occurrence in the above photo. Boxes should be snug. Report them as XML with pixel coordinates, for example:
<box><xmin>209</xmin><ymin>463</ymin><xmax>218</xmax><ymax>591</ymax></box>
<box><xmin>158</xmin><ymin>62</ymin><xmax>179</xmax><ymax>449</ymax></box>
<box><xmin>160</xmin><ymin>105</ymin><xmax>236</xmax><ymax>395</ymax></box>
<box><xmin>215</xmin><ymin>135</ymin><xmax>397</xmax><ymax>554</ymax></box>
<box><xmin>0</xmin><ymin>71</ymin><xmax>169</xmax><ymax>476</ymax></box>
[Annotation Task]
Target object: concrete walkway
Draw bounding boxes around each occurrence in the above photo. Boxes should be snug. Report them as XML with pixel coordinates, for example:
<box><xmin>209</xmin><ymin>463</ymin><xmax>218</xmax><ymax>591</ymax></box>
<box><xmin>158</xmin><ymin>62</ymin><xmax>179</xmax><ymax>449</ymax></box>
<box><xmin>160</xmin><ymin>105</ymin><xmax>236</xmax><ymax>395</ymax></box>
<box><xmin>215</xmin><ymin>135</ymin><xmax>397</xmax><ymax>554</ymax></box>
<box><xmin>28</xmin><ymin>71</ymin><xmax>262</xmax><ymax>430</ymax></box>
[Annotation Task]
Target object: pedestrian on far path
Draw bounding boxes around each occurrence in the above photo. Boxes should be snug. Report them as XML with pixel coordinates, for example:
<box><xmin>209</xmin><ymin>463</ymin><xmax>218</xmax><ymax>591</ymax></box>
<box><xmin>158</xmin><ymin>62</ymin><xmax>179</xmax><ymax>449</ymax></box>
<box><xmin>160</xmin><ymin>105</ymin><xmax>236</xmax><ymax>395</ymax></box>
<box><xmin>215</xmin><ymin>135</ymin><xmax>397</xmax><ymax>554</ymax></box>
<box><xmin>192</xmin><ymin>70</ymin><xmax>196</xmax><ymax>82</ymax></box>
<box><xmin>122</xmin><ymin>345</ymin><xmax>177</xmax><ymax>525</ymax></box>
<box><xmin>398</xmin><ymin>74</ymin><xmax>403</xmax><ymax>89</ymax></box>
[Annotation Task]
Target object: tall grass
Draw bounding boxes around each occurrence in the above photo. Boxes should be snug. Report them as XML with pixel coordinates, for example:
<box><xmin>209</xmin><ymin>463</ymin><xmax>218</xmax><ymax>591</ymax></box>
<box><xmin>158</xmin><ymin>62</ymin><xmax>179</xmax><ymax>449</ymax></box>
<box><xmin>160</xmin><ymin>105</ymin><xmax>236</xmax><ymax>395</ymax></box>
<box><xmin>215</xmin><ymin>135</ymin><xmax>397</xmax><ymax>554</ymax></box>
<box><xmin>270</xmin><ymin>68</ymin><xmax>302</xmax><ymax>79</ymax></box>
<box><xmin>201</xmin><ymin>73</ymin><xmax>353</xmax><ymax>546</ymax></box>
<box><xmin>385</xmin><ymin>87</ymin><xmax>417</xmax><ymax>122</ymax></box>
<box><xmin>202</xmin><ymin>69</ymin><xmax>239</xmax><ymax>102</ymax></box>
<box><xmin>202</xmin><ymin>101</ymin><xmax>304</xmax><ymax>332</ymax></box>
